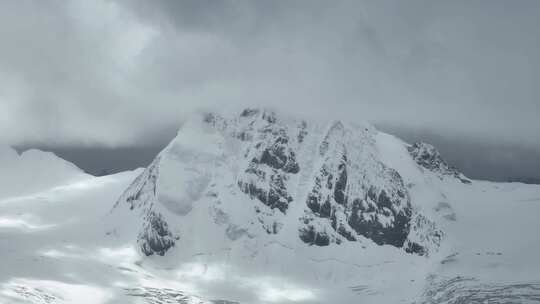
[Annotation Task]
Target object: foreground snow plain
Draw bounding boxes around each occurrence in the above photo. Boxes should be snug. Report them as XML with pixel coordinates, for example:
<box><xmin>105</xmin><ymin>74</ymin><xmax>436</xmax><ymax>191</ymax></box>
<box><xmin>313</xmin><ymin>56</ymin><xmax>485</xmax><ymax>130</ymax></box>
<box><xmin>1</xmin><ymin>115</ymin><xmax>540</xmax><ymax>303</ymax></box>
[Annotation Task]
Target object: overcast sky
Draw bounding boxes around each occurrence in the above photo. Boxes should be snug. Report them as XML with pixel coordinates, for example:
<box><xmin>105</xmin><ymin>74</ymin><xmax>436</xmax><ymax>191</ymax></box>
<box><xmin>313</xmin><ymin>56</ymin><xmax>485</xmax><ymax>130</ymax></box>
<box><xmin>1</xmin><ymin>1</ymin><xmax>539</xmax><ymax>180</ymax></box>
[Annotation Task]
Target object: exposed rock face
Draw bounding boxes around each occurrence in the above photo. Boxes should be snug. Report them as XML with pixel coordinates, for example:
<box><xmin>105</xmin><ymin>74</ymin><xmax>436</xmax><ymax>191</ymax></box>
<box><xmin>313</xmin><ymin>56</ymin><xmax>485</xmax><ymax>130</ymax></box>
<box><xmin>237</xmin><ymin>112</ymin><xmax>299</xmax><ymax>214</ymax></box>
<box><xmin>115</xmin><ymin>157</ymin><xmax>179</xmax><ymax>256</ymax></box>
<box><xmin>300</xmin><ymin>121</ymin><xmax>419</xmax><ymax>251</ymax></box>
<box><xmin>138</xmin><ymin>211</ymin><xmax>177</xmax><ymax>256</ymax></box>
<box><xmin>113</xmin><ymin>109</ymin><xmax>445</xmax><ymax>257</ymax></box>
<box><xmin>408</xmin><ymin>142</ymin><xmax>471</xmax><ymax>184</ymax></box>
<box><xmin>115</xmin><ymin>156</ymin><xmax>161</xmax><ymax>211</ymax></box>
<box><xmin>233</xmin><ymin>110</ymin><xmax>302</xmax><ymax>235</ymax></box>
<box><xmin>404</xmin><ymin>213</ymin><xmax>444</xmax><ymax>256</ymax></box>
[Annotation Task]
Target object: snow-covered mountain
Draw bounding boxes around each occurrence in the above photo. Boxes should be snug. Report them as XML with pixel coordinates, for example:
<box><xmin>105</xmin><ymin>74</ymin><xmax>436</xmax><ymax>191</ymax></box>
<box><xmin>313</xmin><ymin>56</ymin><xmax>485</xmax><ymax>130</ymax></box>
<box><xmin>112</xmin><ymin>109</ymin><xmax>446</xmax><ymax>260</ymax></box>
<box><xmin>104</xmin><ymin>109</ymin><xmax>540</xmax><ymax>303</ymax></box>
<box><xmin>0</xmin><ymin>146</ymin><xmax>89</xmax><ymax>199</ymax></box>
<box><xmin>2</xmin><ymin>109</ymin><xmax>540</xmax><ymax>304</ymax></box>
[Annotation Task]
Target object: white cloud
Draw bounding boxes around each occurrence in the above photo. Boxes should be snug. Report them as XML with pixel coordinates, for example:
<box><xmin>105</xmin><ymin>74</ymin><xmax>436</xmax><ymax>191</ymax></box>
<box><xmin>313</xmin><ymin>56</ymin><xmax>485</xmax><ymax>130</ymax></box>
<box><xmin>0</xmin><ymin>0</ymin><xmax>538</xmax><ymax>150</ymax></box>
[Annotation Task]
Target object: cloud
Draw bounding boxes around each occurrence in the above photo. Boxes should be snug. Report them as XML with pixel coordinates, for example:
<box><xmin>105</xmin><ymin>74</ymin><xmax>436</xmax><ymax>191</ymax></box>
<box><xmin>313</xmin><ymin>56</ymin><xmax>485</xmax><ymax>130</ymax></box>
<box><xmin>0</xmin><ymin>0</ymin><xmax>539</xmax><ymax>150</ymax></box>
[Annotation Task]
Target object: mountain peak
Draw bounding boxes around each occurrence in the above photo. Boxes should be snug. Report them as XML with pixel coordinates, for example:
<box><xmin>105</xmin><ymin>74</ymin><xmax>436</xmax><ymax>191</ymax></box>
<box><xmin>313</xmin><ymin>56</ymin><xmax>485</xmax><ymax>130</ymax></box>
<box><xmin>0</xmin><ymin>146</ymin><xmax>88</xmax><ymax>199</ymax></box>
<box><xmin>112</xmin><ymin>110</ymin><xmax>444</xmax><ymax>260</ymax></box>
<box><xmin>408</xmin><ymin>142</ymin><xmax>471</xmax><ymax>184</ymax></box>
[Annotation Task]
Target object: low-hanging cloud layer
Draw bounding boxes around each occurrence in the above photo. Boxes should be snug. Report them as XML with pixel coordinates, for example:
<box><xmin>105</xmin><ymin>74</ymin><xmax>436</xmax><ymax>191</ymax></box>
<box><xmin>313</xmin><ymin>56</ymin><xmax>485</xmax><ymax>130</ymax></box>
<box><xmin>0</xmin><ymin>0</ymin><xmax>539</xmax><ymax>151</ymax></box>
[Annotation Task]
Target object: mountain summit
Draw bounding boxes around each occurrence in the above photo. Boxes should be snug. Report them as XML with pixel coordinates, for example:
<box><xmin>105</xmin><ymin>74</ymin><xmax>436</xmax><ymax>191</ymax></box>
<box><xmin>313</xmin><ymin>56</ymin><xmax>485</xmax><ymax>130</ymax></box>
<box><xmin>111</xmin><ymin>109</ymin><xmax>462</xmax><ymax>260</ymax></box>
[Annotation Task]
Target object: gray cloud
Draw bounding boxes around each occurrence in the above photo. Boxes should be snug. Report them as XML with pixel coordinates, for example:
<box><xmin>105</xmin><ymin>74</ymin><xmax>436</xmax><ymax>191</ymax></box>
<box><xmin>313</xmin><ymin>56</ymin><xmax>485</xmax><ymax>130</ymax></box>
<box><xmin>0</xmin><ymin>0</ymin><xmax>539</xmax><ymax>154</ymax></box>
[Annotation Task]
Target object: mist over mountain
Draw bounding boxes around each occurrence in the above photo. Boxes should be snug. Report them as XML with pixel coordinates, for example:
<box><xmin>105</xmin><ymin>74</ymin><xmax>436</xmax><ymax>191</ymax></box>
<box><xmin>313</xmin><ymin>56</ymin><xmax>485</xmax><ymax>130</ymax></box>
<box><xmin>15</xmin><ymin>126</ymin><xmax>540</xmax><ymax>184</ymax></box>
<box><xmin>2</xmin><ymin>1</ymin><xmax>540</xmax><ymax>303</ymax></box>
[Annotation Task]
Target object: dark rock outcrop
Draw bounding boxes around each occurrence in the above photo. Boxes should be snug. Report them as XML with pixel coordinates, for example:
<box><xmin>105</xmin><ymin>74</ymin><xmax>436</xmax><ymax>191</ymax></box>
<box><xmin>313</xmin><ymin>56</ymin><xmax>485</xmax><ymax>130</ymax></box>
<box><xmin>302</xmin><ymin>154</ymin><xmax>416</xmax><ymax>251</ymax></box>
<box><xmin>138</xmin><ymin>211</ymin><xmax>177</xmax><ymax>256</ymax></box>
<box><xmin>237</xmin><ymin>112</ymin><xmax>300</xmax><ymax>215</ymax></box>
<box><xmin>408</xmin><ymin>142</ymin><xmax>471</xmax><ymax>184</ymax></box>
<box><xmin>298</xmin><ymin>121</ymin><xmax>426</xmax><ymax>254</ymax></box>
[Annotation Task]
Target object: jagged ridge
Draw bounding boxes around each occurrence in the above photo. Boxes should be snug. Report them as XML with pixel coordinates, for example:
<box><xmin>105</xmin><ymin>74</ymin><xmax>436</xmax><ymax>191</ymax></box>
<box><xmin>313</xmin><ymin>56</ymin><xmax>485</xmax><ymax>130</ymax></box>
<box><xmin>408</xmin><ymin>142</ymin><xmax>471</xmax><ymax>184</ymax></box>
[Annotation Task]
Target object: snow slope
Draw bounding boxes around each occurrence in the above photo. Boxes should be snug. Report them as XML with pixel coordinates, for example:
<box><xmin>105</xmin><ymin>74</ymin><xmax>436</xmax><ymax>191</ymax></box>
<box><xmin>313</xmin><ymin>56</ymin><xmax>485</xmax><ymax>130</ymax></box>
<box><xmin>0</xmin><ymin>168</ymin><xmax>241</xmax><ymax>304</ymax></box>
<box><xmin>1</xmin><ymin>109</ymin><xmax>540</xmax><ymax>304</ymax></box>
<box><xmin>0</xmin><ymin>147</ymin><xmax>89</xmax><ymax>199</ymax></box>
